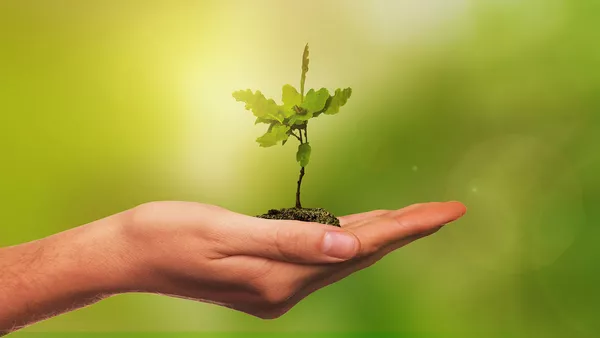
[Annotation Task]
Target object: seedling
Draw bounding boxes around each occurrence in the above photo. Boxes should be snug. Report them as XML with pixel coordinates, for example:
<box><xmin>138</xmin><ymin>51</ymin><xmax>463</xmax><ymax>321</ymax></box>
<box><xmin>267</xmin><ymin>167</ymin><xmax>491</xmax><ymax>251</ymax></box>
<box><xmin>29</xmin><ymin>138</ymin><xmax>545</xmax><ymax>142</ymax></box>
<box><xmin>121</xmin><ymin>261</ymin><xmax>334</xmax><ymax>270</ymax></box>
<box><xmin>232</xmin><ymin>44</ymin><xmax>352</xmax><ymax>226</ymax></box>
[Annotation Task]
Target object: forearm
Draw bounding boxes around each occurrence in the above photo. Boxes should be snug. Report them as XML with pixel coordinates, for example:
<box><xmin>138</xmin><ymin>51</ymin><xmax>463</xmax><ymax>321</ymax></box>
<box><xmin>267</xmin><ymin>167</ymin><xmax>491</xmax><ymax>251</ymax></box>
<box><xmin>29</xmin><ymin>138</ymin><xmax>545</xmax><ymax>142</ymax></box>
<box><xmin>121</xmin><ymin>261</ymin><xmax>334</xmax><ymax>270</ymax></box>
<box><xmin>0</xmin><ymin>211</ymin><xmax>135</xmax><ymax>335</ymax></box>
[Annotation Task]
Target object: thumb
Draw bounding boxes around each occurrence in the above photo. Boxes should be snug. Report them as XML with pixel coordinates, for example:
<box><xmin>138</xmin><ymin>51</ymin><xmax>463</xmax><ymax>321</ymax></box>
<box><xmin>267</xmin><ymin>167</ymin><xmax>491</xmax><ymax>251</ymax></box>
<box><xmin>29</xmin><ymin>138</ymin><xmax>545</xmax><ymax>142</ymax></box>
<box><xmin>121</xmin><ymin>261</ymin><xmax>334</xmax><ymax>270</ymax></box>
<box><xmin>235</xmin><ymin>218</ymin><xmax>361</xmax><ymax>264</ymax></box>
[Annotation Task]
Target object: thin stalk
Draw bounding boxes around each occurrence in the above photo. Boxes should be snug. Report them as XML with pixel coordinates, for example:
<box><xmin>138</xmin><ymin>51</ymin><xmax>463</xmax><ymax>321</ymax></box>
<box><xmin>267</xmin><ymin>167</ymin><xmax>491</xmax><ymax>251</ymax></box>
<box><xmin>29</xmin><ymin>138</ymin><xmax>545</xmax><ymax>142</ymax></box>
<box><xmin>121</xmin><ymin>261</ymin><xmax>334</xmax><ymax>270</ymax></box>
<box><xmin>304</xmin><ymin>122</ymin><xmax>308</xmax><ymax>142</ymax></box>
<box><xmin>295</xmin><ymin>123</ymin><xmax>309</xmax><ymax>209</ymax></box>
<box><xmin>290</xmin><ymin>130</ymin><xmax>301</xmax><ymax>142</ymax></box>
<box><xmin>295</xmin><ymin>167</ymin><xmax>305</xmax><ymax>209</ymax></box>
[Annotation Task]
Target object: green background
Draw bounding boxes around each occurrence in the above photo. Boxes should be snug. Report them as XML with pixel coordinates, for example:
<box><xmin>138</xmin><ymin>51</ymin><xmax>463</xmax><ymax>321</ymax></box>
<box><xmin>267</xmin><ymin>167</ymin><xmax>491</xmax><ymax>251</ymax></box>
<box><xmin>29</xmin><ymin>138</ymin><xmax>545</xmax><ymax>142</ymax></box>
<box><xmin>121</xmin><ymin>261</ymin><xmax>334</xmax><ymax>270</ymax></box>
<box><xmin>1</xmin><ymin>0</ymin><xmax>599</xmax><ymax>337</ymax></box>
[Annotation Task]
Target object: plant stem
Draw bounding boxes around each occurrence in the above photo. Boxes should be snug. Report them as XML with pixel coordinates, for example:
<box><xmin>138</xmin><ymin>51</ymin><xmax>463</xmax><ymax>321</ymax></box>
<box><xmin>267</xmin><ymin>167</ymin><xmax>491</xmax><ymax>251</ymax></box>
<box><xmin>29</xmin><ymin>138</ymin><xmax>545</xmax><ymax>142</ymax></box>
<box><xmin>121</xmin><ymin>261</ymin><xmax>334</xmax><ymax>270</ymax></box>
<box><xmin>295</xmin><ymin>166</ymin><xmax>305</xmax><ymax>208</ymax></box>
<box><xmin>291</xmin><ymin>130</ymin><xmax>301</xmax><ymax>141</ymax></box>
<box><xmin>304</xmin><ymin>122</ymin><xmax>308</xmax><ymax>142</ymax></box>
<box><xmin>294</xmin><ymin>123</ymin><xmax>309</xmax><ymax>209</ymax></box>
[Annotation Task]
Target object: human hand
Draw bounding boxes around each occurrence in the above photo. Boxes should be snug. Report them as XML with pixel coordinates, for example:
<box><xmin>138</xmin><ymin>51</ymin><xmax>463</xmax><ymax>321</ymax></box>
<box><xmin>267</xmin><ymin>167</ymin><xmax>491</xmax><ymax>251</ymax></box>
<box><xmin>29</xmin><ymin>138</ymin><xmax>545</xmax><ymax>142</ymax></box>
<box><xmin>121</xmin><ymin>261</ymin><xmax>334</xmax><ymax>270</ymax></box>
<box><xmin>118</xmin><ymin>201</ymin><xmax>467</xmax><ymax>319</ymax></box>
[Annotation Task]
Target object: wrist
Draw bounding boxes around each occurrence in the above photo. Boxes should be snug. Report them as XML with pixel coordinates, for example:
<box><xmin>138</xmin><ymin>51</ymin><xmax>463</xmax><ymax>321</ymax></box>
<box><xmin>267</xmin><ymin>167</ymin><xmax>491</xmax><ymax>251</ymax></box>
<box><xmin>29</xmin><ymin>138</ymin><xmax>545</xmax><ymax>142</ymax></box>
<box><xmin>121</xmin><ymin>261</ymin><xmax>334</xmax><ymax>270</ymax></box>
<box><xmin>43</xmin><ymin>210</ymin><xmax>140</xmax><ymax>296</ymax></box>
<box><xmin>0</xmin><ymin>210</ymin><xmax>140</xmax><ymax>331</ymax></box>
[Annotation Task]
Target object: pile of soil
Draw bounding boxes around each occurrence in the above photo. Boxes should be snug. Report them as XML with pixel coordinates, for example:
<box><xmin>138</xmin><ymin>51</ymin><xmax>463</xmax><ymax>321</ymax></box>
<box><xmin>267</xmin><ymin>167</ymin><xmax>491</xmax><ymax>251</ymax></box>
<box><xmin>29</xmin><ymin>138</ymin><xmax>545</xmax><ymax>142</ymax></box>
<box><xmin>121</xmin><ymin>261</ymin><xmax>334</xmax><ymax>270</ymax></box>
<box><xmin>257</xmin><ymin>207</ymin><xmax>340</xmax><ymax>227</ymax></box>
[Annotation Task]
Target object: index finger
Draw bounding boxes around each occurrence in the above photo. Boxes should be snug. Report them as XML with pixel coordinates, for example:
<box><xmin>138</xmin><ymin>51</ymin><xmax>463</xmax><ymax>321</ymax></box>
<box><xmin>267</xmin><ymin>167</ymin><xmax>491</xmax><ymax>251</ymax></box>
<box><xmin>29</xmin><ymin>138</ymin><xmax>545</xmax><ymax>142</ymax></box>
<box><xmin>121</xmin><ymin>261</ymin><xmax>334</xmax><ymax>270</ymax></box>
<box><xmin>347</xmin><ymin>201</ymin><xmax>467</xmax><ymax>256</ymax></box>
<box><xmin>338</xmin><ymin>209</ymin><xmax>391</xmax><ymax>226</ymax></box>
<box><xmin>338</xmin><ymin>203</ymin><xmax>430</xmax><ymax>227</ymax></box>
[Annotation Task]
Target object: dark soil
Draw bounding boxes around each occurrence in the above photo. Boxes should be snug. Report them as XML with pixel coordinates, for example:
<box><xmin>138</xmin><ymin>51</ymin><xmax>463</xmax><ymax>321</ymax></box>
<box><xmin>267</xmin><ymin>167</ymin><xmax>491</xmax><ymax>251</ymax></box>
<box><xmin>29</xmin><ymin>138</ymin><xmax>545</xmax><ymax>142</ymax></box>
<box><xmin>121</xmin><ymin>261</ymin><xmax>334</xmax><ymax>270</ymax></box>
<box><xmin>257</xmin><ymin>207</ymin><xmax>341</xmax><ymax>227</ymax></box>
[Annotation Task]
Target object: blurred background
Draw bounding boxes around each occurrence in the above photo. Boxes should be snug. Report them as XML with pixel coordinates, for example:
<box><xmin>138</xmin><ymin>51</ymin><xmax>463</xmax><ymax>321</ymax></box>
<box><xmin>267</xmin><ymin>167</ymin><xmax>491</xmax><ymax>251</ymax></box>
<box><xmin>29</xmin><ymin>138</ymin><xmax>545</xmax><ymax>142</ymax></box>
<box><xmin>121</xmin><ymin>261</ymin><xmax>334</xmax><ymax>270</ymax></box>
<box><xmin>1</xmin><ymin>0</ymin><xmax>599</xmax><ymax>337</ymax></box>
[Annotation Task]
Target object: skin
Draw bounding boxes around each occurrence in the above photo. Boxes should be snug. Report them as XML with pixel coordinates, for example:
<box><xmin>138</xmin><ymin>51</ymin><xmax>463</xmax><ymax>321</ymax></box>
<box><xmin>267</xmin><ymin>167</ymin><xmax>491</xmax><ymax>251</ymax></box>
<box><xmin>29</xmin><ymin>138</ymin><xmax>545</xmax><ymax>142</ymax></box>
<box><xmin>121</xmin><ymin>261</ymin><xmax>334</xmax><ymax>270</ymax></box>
<box><xmin>0</xmin><ymin>200</ymin><xmax>467</xmax><ymax>335</ymax></box>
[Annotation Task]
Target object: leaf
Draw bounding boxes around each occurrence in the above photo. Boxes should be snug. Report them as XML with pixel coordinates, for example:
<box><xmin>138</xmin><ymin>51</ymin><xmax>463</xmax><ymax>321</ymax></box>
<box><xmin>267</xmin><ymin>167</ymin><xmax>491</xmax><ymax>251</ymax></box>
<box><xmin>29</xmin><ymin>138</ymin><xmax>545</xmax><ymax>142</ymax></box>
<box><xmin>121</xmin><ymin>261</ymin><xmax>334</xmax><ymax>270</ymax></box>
<box><xmin>267</xmin><ymin>113</ymin><xmax>284</xmax><ymax>123</ymax></box>
<box><xmin>232</xmin><ymin>89</ymin><xmax>279</xmax><ymax>118</ymax></box>
<box><xmin>282</xmin><ymin>128</ymin><xmax>297</xmax><ymax>145</ymax></box>
<box><xmin>287</xmin><ymin>115</ymin><xmax>300</xmax><ymax>125</ymax></box>
<box><xmin>300</xmin><ymin>88</ymin><xmax>330</xmax><ymax>113</ymax></box>
<box><xmin>256</xmin><ymin>124</ymin><xmax>290</xmax><ymax>147</ymax></box>
<box><xmin>289</xmin><ymin>111</ymin><xmax>313</xmax><ymax>124</ymax></box>
<box><xmin>255</xmin><ymin>116</ymin><xmax>274</xmax><ymax>124</ymax></box>
<box><xmin>296</xmin><ymin>143</ymin><xmax>312</xmax><ymax>167</ymax></box>
<box><xmin>282</xmin><ymin>84</ymin><xmax>302</xmax><ymax>111</ymax></box>
<box><xmin>300</xmin><ymin>44</ymin><xmax>309</xmax><ymax>99</ymax></box>
<box><xmin>322</xmin><ymin>87</ymin><xmax>352</xmax><ymax>115</ymax></box>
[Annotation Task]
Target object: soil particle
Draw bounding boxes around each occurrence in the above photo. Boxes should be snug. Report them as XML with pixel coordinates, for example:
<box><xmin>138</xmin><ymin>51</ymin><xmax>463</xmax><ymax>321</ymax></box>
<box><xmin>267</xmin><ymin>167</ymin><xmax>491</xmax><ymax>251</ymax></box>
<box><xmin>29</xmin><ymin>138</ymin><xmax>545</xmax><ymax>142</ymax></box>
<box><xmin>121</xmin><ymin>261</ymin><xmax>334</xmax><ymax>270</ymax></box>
<box><xmin>256</xmin><ymin>207</ymin><xmax>340</xmax><ymax>227</ymax></box>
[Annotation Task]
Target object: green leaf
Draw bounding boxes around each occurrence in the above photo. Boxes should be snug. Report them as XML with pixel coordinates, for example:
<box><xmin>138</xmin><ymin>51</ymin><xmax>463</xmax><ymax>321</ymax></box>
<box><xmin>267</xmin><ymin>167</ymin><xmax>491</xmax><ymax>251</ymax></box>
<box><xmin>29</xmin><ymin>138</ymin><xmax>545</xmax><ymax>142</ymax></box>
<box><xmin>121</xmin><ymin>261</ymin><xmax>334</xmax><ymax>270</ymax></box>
<box><xmin>255</xmin><ymin>116</ymin><xmax>274</xmax><ymax>124</ymax></box>
<box><xmin>300</xmin><ymin>88</ymin><xmax>330</xmax><ymax>113</ymax></box>
<box><xmin>323</xmin><ymin>87</ymin><xmax>352</xmax><ymax>115</ymax></box>
<box><xmin>287</xmin><ymin>115</ymin><xmax>300</xmax><ymax>125</ymax></box>
<box><xmin>232</xmin><ymin>89</ymin><xmax>279</xmax><ymax>118</ymax></box>
<box><xmin>300</xmin><ymin>44</ymin><xmax>309</xmax><ymax>99</ymax></box>
<box><xmin>282</xmin><ymin>84</ymin><xmax>302</xmax><ymax>111</ymax></box>
<box><xmin>296</xmin><ymin>143</ymin><xmax>312</xmax><ymax>167</ymax></box>
<box><xmin>256</xmin><ymin>124</ymin><xmax>290</xmax><ymax>147</ymax></box>
<box><xmin>289</xmin><ymin>111</ymin><xmax>313</xmax><ymax>124</ymax></box>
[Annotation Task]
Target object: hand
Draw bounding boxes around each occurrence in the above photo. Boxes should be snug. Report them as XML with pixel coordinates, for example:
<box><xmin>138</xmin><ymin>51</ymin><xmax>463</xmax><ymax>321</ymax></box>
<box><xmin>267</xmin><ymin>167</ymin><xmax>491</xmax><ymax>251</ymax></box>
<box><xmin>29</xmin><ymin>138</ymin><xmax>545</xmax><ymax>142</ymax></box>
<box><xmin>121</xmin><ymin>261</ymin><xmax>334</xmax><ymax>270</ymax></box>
<box><xmin>0</xmin><ymin>200</ymin><xmax>466</xmax><ymax>334</ymax></box>
<box><xmin>119</xmin><ymin>201</ymin><xmax>467</xmax><ymax>319</ymax></box>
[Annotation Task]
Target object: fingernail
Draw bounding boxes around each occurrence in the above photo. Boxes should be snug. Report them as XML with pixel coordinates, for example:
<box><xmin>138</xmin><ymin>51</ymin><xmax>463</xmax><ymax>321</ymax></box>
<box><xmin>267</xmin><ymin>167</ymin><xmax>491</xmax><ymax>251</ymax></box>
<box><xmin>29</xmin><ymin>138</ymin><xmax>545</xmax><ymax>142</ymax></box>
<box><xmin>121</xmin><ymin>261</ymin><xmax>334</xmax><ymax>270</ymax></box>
<box><xmin>322</xmin><ymin>231</ymin><xmax>359</xmax><ymax>259</ymax></box>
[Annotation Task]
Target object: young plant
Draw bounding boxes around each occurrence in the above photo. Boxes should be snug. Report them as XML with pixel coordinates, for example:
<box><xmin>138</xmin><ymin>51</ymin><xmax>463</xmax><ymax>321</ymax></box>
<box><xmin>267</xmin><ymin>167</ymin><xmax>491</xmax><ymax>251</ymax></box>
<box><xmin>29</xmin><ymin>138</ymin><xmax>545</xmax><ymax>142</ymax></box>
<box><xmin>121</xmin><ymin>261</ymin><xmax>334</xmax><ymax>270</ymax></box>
<box><xmin>232</xmin><ymin>44</ymin><xmax>352</xmax><ymax>225</ymax></box>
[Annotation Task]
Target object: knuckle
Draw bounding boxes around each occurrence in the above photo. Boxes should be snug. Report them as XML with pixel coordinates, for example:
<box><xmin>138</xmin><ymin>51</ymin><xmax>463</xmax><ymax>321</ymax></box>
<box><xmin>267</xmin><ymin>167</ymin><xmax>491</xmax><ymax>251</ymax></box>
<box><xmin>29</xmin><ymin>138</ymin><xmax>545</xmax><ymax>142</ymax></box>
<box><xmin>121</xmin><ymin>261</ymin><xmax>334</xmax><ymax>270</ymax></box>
<box><xmin>361</xmin><ymin>241</ymin><xmax>380</xmax><ymax>256</ymax></box>
<box><xmin>387</xmin><ymin>214</ymin><xmax>425</xmax><ymax>234</ymax></box>
<box><xmin>361</xmin><ymin>215</ymin><xmax>411</xmax><ymax>255</ymax></box>
<box><xmin>274</xmin><ymin>226</ymin><xmax>305</xmax><ymax>261</ymax></box>
<box><xmin>387</xmin><ymin>214</ymin><xmax>408</xmax><ymax>229</ymax></box>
